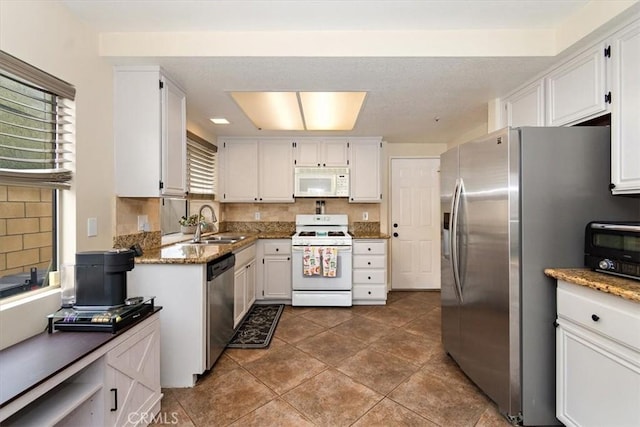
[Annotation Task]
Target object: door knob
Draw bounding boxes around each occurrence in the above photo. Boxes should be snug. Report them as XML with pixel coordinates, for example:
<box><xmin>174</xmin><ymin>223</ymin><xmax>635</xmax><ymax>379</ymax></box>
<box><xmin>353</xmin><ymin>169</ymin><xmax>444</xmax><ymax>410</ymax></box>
<box><xmin>393</xmin><ymin>232</ymin><xmax>399</xmax><ymax>237</ymax></box>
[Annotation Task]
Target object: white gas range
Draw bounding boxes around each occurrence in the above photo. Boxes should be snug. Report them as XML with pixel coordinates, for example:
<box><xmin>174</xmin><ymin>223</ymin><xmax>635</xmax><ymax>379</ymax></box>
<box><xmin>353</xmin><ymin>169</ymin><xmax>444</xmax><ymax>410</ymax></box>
<box><xmin>291</xmin><ymin>214</ymin><xmax>353</xmax><ymax>306</ymax></box>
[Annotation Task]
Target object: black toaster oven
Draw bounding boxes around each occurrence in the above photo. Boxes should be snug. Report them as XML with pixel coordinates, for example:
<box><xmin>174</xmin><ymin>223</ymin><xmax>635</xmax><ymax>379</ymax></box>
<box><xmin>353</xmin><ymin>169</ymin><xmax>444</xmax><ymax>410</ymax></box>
<box><xmin>585</xmin><ymin>221</ymin><xmax>640</xmax><ymax>280</ymax></box>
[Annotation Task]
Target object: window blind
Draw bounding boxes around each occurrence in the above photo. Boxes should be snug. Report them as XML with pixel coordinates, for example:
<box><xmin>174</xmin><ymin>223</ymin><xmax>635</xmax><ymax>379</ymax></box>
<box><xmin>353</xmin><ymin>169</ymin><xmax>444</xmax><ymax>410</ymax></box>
<box><xmin>0</xmin><ymin>51</ymin><xmax>75</xmax><ymax>189</ymax></box>
<box><xmin>186</xmin><ymin>131</ymin><xmax>217</xmax><ymax>197</ymax></box>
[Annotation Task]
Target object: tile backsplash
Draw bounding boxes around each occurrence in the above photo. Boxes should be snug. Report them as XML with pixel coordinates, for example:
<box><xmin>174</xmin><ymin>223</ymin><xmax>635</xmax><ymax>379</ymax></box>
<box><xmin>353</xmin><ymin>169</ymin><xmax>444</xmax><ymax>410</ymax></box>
<box><xmin>222</xmin><ymin>199</ymin><xmax>380</xmax><ymax>224</ymax></box>
<box><xmin>116</xmin><ymin>197</ymin><xmax>381</xmax><ymax>249</ymax></box>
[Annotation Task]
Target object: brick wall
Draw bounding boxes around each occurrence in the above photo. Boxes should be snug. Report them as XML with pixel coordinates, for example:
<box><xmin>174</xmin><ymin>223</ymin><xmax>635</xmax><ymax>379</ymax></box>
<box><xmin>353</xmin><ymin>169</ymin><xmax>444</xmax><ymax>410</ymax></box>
<box><xmin>0</xmin><ymin>185</ymin><xmax>53</xmax><ymax>278</ymax></box>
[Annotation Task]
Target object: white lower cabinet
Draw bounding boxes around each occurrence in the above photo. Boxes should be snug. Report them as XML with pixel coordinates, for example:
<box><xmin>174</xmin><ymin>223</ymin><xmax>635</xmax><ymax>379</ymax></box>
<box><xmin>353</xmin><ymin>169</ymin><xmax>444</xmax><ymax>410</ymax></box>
<box><xmin>234</xmin><ymin>244</ymin><xmax>257</xmax><ymax>328</ymax></box>
<box><xmin>128</xmin><ymin>264</ymin><xmax>207</xmax><ymax>388</ymax></box>
<box><xmin>1</xmin><ymin>314</ymin><xmax>161</xmax><ymax>427</ymax></box>
<box><xmin>105</xmin><ymin>317</ymin><xmax>162</xmax><ymax>427</ymax></box>
<box><xmin>556</xmin><ymin>280</ymin><xmax>640</xmax><ymax>427</ymax></box>
<box><xmin>352</xmin><ymin>239</ymin><xmax>387</xmax><ymax>305</ymax></box>
<box><xmin>257</xmin><ymin>240</ymin><xmax>292</xmax><ymax>302</ymax></box>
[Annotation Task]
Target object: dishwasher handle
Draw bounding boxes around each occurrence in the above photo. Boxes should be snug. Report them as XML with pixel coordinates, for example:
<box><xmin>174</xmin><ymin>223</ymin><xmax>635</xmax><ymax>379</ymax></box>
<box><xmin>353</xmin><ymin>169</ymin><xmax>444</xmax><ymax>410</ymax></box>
<box><xmin>206</xmin><ymin>253</ymin><xmax>235</xmax><ymax>281</ymax></box>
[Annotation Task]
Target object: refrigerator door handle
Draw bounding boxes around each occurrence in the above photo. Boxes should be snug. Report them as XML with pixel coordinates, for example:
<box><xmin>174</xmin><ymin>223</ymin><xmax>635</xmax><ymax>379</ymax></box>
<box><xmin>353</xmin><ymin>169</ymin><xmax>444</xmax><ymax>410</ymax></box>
<box><xmin>451</xmin><ymin>178</ymin><xmax>463</xmax><ymax>303</ymax></box>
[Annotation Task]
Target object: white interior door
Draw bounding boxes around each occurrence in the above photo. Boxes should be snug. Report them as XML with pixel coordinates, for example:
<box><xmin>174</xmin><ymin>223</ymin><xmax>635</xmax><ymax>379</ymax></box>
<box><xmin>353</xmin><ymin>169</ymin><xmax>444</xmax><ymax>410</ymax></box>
<box><xmin>390</xmin><ymin>158</ymin><xmax>441</xmax><ymax>289</ymax></box>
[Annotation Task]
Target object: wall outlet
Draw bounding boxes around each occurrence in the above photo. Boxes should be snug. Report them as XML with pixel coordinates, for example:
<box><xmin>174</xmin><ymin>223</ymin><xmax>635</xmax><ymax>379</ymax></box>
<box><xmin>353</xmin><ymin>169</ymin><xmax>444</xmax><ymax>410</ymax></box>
<box><xmin>363</xmin><ymin>212</ymin><xmax>369</xmax><ymax>221</ymax></box>
<box><xmin>254</xmin><ymin>211</ymin><xmax>261</xmax><ymax>220</ymax></box>
<box><xmin>87</xmin><ymin>217</ymin><xmax>98</xmax><ymax>237</ymax></box>
<box><xmin>137</xmin><ymin>215</ymin><xmax>149</xmax><ymax>232</ymax></box>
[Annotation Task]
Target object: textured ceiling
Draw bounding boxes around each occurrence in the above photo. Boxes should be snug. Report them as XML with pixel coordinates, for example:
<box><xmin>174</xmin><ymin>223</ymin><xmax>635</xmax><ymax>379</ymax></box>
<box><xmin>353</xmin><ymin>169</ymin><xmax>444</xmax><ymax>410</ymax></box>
<box><xmin>61</xmin><ymin>0</ymin><xmax>604</xmax><ymax>143</ymax></box>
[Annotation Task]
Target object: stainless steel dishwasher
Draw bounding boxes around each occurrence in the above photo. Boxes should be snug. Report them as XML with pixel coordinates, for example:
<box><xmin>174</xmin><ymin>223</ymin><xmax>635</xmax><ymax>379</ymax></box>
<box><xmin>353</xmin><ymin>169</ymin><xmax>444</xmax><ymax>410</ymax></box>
<box><xmin>206</xmin><ymin>252</ymin><xmax>235</xmax><ymax>370</ymax></box>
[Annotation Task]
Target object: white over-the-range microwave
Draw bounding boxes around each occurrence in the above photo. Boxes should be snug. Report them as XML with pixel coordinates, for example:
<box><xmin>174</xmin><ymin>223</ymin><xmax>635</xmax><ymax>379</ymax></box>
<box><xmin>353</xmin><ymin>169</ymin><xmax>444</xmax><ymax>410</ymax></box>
<box><xmin>294</xmin><ymin>167</ymin><xmax>349</xmax><ymax>197</ymax></box>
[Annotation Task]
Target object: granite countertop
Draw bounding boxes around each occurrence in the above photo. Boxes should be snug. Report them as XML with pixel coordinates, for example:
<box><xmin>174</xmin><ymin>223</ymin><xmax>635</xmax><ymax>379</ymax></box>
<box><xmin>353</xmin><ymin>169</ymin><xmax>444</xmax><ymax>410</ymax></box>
<box><xmin>135</xmin><ymin>232</ymin><xmax>293</xmax><ymax>264</ymax></box>
<box><xmin>544</xmin><ymin>268</ymin><xmax>640</xmax><ymax>303</ymax></box>
<box><xmin>135</xmin><ymin>230</ymin><xmax>391</xmax><ymax>264</ymax></box>
<box><xmin>351</xmin><ymin>233</ymin><xmax>391</xmax><ymax>239</ymax></box>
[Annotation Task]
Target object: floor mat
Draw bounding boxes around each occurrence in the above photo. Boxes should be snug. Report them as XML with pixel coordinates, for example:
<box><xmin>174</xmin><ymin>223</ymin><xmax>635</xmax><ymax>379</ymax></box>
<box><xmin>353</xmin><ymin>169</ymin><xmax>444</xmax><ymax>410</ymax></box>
<box><xmin>227</xmin><ymin>304</ymin><xmax>284</xmax><ymax>348</ymax></box>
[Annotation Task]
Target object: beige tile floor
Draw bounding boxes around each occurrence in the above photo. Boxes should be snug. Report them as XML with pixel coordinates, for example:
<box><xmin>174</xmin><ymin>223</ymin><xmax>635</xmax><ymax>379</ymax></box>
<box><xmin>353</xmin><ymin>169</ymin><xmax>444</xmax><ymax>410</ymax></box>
<box><xmin>156</xmin><ymin>291</ymin><xmax>512</xmax><ymax>426</ymax></box>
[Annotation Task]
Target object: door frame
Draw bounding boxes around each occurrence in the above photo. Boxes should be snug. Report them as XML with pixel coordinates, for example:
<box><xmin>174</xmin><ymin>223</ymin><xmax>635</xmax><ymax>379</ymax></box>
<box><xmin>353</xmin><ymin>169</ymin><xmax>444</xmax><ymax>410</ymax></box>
<box><xmin>387</xmin><ymin>156</ymin><xmax>441</xmax><ymax>290</ymax></box>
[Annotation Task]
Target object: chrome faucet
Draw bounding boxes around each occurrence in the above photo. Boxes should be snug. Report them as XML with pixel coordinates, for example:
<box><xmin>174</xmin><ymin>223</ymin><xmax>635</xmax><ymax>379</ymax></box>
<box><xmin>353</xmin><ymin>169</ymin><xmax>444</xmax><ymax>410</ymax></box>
<box><xmin>193</xmin><ymin>204</ymin><xmax>217</xmax><ymax>243</ymax></box>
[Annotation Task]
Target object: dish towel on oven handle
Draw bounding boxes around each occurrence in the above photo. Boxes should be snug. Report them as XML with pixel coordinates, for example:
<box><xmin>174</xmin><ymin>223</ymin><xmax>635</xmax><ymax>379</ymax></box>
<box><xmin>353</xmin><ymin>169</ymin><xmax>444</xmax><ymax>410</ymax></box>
<box><xmin>322</xmin><ymin>247</ymin><xmax>338</xmax><ymax>277</ymax></box>
<box><xmin>303</xmin><ymin>246</ymin><xmax>321</xmax><ymax>276</ymax></box>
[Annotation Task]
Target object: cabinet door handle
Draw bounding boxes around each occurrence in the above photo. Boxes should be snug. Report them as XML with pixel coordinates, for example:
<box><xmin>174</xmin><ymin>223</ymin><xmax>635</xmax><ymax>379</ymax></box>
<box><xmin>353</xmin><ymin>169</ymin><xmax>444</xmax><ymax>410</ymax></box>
<box><xmin>287</xmin><ymin>257</ymin><xmax>290</xmax><ymax>261</ymax></box>
<box><xmin>393</xmin><ymin>223</ymin><xmax>398</xmax><ymax>228</ymax></box>
<box><xmin>110</xmin><ymin>388</ymin><xmax>118</xmax><ymax>412</ymax></box>
<box><xmin>367</xmin><ymin>262</ymin><xmax>371</xmax><ymax>265</ymax></box>
<box><xmin>275</xmin><ymin>248</ymin><xmax>279</xmax><ymax>252</ymax></box>
<box><xmin>368</xmin><ymin>276</ymin><xmax>371</xmax><ymax>280</ymax></box>
<box><xmin>393</xmin><ymin>232</ymin><xmax>399</xmax><ymax>237</ymax></box>
<box><xmin>591</xmin><ymin>314</ymin><xmax>600</xmax><ymax>322</ymax></box>
<box><xmin>368</xmin><ymin>291</ymin><xmax>372</xmax><ymax>295</ymax></box>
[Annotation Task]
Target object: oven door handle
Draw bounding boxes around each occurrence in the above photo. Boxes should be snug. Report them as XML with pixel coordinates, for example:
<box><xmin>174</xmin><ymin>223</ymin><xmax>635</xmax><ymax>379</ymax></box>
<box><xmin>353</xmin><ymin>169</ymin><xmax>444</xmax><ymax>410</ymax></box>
<box><xmin>292</xmin><ymin>246</ymin><xmax>352</xmax><ymax>253</ymax></box>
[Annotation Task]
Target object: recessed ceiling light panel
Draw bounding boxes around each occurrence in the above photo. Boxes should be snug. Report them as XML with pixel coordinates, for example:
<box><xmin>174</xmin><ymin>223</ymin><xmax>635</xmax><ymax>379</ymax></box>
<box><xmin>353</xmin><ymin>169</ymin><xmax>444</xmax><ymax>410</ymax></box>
<box><xmin>231</xmin><ymin>92</ymin><xmax>304</xmax><ymax>130</ymax></box>
<box><xmin>230</xmin><ymin>91</ymin><xmax>367</xmax><ymax>131</ymax></box>
<box><xmin>210</xmin><ymin>117</ymin><xmax>230</xmax><ymax>124</ymax></box>
<box><xmin>300</xmin><ymin>92</ymin><xmax>367</xmax><ymax>131</ymax></box>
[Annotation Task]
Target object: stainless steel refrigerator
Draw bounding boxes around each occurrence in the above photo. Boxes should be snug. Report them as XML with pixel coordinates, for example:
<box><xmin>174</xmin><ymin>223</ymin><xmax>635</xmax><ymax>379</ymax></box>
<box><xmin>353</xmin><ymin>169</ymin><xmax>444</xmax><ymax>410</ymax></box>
<box><xmin>440</xmin><ymin>127</ymin><xmax>640</xmax><ymax>426</ymax></box>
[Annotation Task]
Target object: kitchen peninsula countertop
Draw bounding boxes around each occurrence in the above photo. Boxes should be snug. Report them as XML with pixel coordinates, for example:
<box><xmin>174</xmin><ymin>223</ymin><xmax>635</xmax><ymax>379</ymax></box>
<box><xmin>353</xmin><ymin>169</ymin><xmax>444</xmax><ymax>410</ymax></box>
<box><xmin>135</xmin><ymin>230</ymin><xmax>390</xmax><ymax>264</ymax></box>
<box><xmin>135</xmin><ymin>231</ymin><xmax>293</xmax><ymax>264</ymax></box>
<box><xmin>544</xmin><ymin>268</ymin><xmax>640</xmax><ymax>303</ymax></box>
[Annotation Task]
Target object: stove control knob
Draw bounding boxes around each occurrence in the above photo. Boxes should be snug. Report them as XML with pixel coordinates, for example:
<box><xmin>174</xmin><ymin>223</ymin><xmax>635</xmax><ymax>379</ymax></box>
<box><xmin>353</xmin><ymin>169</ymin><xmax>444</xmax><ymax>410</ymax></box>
<box><xmin>598</xmin><ymin>259</ymin><xmax>614</xmax><ymax>270</ymax></box>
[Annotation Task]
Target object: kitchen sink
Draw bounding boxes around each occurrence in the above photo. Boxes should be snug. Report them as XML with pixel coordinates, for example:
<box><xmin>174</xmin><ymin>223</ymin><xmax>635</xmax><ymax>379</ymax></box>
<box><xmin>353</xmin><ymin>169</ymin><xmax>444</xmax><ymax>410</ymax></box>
<box><xmin>179</xmin><ymin>235</ymin><xmax>248</xmax><ymax>245</ymax></box>
<box><xmin>192</xmin><ymin>239</ymin><xmax>238</xmax><ymax>244</ymax></box>
<box><xmin>204</xmin><ymin>235</ymin><xmax>247</xmax><ymax>241</ymax></box>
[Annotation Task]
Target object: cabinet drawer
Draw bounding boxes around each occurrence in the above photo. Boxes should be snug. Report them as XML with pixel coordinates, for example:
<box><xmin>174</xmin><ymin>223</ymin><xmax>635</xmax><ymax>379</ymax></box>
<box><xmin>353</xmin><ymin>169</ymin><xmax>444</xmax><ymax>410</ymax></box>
<box><xmin>263</xmin><ymin>241</ymin><xmax>291</xmax><ymax>255</ymax></box>
<box><xmin>353</xmin><ymin>284</ymin><xmax>387</xmax><ymax>300</ymax></box>
<box><xmin>353</xmin><ymin>270</ymin><xmax>386</xmax><ymax>284</ymax></box>
<box><xmin>353</xmin><ymin>255</ymin><xmax>385</xmax><ymax>269</ymax></box>
<box><xmin>557</xmin><ymin>281</ymin><xmax>640</xmax><ymax>351</ymax></box>
<box><xmin>353</xmin><ymin>241</ymin><xmax>386</xmax><ymax>255</ymax></box>
<box><xmin>235</xmin><ymin>244</ymin><xmax>256</xmax><ymax>269</ymax></box>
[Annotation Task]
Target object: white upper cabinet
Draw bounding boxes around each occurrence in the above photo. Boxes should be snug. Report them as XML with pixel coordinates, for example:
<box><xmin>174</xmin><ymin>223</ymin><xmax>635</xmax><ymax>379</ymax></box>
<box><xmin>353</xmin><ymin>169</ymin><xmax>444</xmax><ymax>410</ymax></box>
<box><xmin>295</xmin><ymin>139</ymin><xmax>349</xmax><ymax>167</ymax></box>
<box><xmin>349</xmin><ymin>139</ymin><xmax>382</xmax><ymax>203</ymax></box>
<box><xmin>503</xmin><ymin>79</ymin><xmax>545</xmax><ymax>127</ymax></box>
<box><xmin>114</xmin><ymin>66</ymin><xmax>186</xmax><ymax>197</ymax></box>
<box><xmin>221</xmin><ymin>138</ymin><xmax>294</xmax><ymax>202</ymax></box>
<box><xmin>610</xmin><ymin>19</ymin><xmax>640</xmax><ymax>195</ymax></box>
<box><xmin>259</xmin><ymin>139</ymin><xmax>295</xmax><ymax>202</ymax></box>
<box><xmin>222</xmin><ymin>139</ymin><xmax>258</xmax><ymax>202</ymax></box>
<box><xmin>545</xmin><ymin>44</ymin><xmax>608</xmax><ymax>126</ymax></box>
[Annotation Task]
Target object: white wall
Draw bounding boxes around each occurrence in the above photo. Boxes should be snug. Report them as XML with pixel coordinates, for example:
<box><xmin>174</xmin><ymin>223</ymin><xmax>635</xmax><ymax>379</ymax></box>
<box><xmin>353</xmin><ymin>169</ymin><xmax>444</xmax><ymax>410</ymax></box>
<box><xmin>0</xmin><ymin>0</ymin><xmax>114</xmax><ymax>348</ymax></box>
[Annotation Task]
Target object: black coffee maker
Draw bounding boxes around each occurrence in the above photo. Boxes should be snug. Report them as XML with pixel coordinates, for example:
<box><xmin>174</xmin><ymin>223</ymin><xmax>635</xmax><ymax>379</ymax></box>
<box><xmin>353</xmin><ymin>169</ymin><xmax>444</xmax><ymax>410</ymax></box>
<box><xmin>74</xmin><ymin>249</ymin><xmax>135</xmax><ymax>310</ymax></box>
